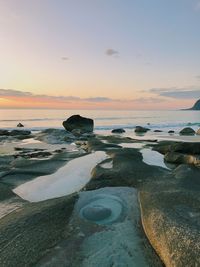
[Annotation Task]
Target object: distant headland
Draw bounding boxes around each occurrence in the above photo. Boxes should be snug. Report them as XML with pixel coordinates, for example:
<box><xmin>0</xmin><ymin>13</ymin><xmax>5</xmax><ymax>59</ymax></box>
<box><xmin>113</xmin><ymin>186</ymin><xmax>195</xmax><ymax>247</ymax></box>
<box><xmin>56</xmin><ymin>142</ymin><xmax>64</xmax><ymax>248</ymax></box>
<box><xmin>184</xmin><ymin>99</ymin><xmax>200</xmax><ymax>110</ymax></box>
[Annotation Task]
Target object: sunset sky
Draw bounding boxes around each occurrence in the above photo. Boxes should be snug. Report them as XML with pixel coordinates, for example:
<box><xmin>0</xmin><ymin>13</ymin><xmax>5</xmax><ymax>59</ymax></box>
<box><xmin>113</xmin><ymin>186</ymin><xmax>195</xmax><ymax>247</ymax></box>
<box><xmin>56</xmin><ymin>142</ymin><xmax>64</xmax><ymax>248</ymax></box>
<box><xmin>0</xmin><ymin>0</ymin><xmax>200</xmax><ymax>109</ymax></box>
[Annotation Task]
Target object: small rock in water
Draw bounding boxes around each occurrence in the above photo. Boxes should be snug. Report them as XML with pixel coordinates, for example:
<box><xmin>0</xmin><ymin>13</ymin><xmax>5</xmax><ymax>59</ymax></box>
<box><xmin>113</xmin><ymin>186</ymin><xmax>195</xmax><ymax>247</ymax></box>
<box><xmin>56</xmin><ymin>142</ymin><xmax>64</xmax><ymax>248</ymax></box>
<box><xmin>168</xmin><ymin>130</ymin><xmax>175</xmax><ymax>134</ymax></box>
<box><xmin>135</xmin><ymin>126</ymin><xmax>150</xmax><ymax>133</ymax></box>
<box><xmin>17</xmin><ymin>123</ymin><xmax>24</xmax><ymax>127</ymax></box>
<box><xmin>82</xmin><ymin>205</ymin><xmax>112</xmax><ymax>221</ymax></box>
<box><xmin>154</xmin><ymin>130</ymin><xmax>163</xmax><ymax>132</ymax></box>
<box><xmin>111</xmin><ymin>128</ymin><xmax>126</xmax><ymax>134</ymax></box>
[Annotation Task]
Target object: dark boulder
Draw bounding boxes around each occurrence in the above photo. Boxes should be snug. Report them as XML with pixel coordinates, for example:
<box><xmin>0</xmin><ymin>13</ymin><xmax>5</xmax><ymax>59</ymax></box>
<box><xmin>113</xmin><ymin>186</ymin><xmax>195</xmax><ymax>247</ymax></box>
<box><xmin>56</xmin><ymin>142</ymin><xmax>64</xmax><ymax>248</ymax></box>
<box><xmin>111</xmin><ymin>128</ymin><xmax>126</xmax><ymax>134</ymax></box>
<box><xmin>164</xmin><ymin>152</ymin><xmax>199</xmax><ymax>165</ymax></box>
<box><xmin>135</xmin><ymin>126</ymin><xmax>150</xmax><ymax>133</ymax></box>
<box><xmin>17</xmin><ymin>123</ymin><xmax>24</xmax><ymax>127</ymax></box>
<box><xmin>179</xmin><ymin>127</ymin><xmax>195</xmax><ymax>135</ymax></box>
<box><xmin>168</xmin><ymin>130</ymin><xmax>175</xmax><ymax>134</ymax></box>
<box><xmin>63</xmin><ymin>115</ymin><xmax>94</xmax><ymax>134</ymax></box>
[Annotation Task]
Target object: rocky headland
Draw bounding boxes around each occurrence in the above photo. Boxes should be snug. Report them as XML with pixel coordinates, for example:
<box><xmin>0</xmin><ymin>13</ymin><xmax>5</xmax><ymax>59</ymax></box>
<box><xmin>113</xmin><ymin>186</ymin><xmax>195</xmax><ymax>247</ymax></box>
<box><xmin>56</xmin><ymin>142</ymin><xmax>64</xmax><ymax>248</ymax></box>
<box><xmin>0</xmin><ymin>115</ymin><xmax>200</xmax><ymax>266</ymax></box>
<box><xmin>185</xmin><ymin>98</ymin><xmax>200</xmax><ymax>110</ymax></box>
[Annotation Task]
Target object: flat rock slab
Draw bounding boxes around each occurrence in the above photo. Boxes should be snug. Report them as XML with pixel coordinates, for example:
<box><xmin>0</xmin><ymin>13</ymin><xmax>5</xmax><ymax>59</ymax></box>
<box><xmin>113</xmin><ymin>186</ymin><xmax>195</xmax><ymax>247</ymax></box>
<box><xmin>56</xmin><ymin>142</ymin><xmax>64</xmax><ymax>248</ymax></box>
<box><xmin>37</xmin><ymin>187</ymin><xmax>163</xmax><ymax>267</ymax></box>
<box><xmin>139</xmin><ymin>171</ymin><xmax>200</xmax><ymax>267</ymax></box>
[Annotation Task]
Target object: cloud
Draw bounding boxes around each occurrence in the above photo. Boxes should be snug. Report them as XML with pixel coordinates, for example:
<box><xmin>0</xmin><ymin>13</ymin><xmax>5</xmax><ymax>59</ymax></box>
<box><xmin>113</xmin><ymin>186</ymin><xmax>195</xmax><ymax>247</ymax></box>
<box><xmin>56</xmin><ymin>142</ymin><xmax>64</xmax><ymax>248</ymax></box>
<box><xmin>105</xmin><ymin>48</ymin><xmax>119</xmax><ymax>57</ymax></box>
<box><xmin>0</xmin><ymin>89</ymin><xmax>32</xmax><ymax>97</ymax></box>
<box><xmin>0</xmin><ymin>89</ymin><xmax>116</xmax><ymax>103</ymax></box>
<box><xmin>85</xmin><ymin>97</ymin><xmax>112</xmax><ymax>102</ymax></box>
<box><xmin>131</xmin><ymin>97</ymin><xmax>166</xmax><ymax>103</ymax></box>
<box><xmin>195</xmin><ymin>75</ymin><xmax>200</xmax><ymax>80</ymax></box>
<box><xmin>61</xmin><ymin>57</ymin><xmax>69</xmax><ymax>61</ymax></box>
<box><xmin>148</xmin><ymin>87</ymin><xmax>200</xmax><ymax>99</ymax></box>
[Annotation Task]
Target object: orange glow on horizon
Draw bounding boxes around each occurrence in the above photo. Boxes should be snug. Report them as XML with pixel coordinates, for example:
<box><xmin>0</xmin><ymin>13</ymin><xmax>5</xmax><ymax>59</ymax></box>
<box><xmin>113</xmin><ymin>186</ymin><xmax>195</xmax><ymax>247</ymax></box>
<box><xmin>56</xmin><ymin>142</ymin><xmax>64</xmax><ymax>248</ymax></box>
<box><xmin>0</xmin><ymin>95</ymin><xmax>195</xmax><ymax>110</ymax></box>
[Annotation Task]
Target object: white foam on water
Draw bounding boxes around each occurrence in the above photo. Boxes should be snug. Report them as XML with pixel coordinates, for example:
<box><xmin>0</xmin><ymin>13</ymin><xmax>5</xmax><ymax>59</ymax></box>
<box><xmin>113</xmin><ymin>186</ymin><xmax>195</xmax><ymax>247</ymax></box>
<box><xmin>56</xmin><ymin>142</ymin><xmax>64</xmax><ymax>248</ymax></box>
<box><xmin>13</xmin><ymin>151</ymin><xmax>108</xmax><ymax>202</ymax></box>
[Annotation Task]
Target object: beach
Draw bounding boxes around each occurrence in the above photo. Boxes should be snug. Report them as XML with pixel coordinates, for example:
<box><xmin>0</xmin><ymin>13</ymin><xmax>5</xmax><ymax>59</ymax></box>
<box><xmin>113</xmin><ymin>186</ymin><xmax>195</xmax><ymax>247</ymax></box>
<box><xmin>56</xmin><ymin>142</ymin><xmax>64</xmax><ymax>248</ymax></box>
<box><xmin>0</xmin><ymin>112</ymin><xmax>200</xmax><ymax>266</ymax></box>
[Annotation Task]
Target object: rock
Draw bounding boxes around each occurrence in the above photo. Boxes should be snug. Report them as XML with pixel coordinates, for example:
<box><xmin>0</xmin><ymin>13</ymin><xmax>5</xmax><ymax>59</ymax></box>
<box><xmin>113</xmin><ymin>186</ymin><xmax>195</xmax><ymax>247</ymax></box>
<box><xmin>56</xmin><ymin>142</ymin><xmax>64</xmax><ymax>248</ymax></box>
<box><xmin>17</xmin><ymin>123</ymin><xmax>24</xmax><ymax>127</ymax></box>
<box><xmin>140</xmin><ymin>176</ymin><xmax>200</xmax><ymax>267</ymax></box>
<box><xmin>170</xmin><ymin>142</ymin><xmax>200</xmax><ymax>154</ymax></box>
<box><xmin>154</xmin><ymin>130</ymin><xmax>163</xmax><ymax>133</ymax></box>
<box><xmin>82</xmin><ymin>205</ymin><xmax>112</xmax><ymax>221</ymax></box>
<box><xmin>71</xmin><ymin>128</ymin><xmax>82</xmax><ymax>136</ymax></box>
<box><xmin>111</xmin><ymin>128</ymin><xmax>126</xmax><ymax>134</ymax></box>
<box><xmin>135</xmin><ymin>126</ymin><xmax>150</xmax><ymax>133</ymax></box>
<box><xmin>179</xmin><ymin>127</ymin><xmax>195</xmax><ymax>135</ymax></box>
<box><xmin>164</xmin><ymin>152</ymin><xmax>199</xmax><ymax>165</ymax></box>
<box><xmin>0</xmin><ymin>194</ymin><xmax>77</xmax><ymax>267</ymax></box>
<box><xmin>197</xmin><ymin>129</ymin><xmax>200</xmax><ymax>135</ymax></box>
<box><xmin>63</xmin><ymin>115</ymin><xmax>94</xmax><ymax>134</ymax></box>
<box><xmin>36</xmin><ymin>129</ymin><xmax>75</xmax><ymax>144</ymax></box>
<box><xmin>168</xmin><ymin>130</ymin><xmax>175</xmax><ymax>134</ymax></box>
<box><xmin>187</xmin><ymin>99</ymin><xmax>200</xmax><ymax>110</ymax></box>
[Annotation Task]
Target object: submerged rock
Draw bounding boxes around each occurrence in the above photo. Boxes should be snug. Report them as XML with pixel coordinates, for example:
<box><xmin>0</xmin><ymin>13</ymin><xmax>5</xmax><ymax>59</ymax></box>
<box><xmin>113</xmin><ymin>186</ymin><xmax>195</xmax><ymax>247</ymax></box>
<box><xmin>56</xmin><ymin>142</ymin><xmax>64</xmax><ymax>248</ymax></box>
<box><xmin>63</xmin><ymin>115</ymin><xmax>94</xmax><ymax>133</ymax></box>
<box><xmin>82</xmin><ymin>205</ymin><xmax>112</xmax><ymax>222</ymax></box>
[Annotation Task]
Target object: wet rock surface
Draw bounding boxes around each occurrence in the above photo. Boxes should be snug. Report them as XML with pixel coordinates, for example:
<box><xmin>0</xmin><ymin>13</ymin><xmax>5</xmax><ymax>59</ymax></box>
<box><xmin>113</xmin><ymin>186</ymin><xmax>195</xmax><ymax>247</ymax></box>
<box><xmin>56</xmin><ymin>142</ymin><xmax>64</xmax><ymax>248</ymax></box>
<box><xmin>0</xmin><ymin>129</ymin><xmax>200</xmax><ymax>266</ymax></box>
<box><xmin>36</xmin><ymin>188</ymin><xmax>162</xmax><ymax>267</ymax></box>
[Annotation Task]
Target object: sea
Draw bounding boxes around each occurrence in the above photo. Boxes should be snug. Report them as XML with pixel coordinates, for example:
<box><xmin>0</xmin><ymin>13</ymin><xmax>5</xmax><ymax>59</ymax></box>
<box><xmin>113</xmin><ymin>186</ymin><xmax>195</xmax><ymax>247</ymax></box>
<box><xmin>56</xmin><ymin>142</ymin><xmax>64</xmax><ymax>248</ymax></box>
<box><xmin>0</xmin><ymin>109</ymin><xmax>199</xmax><ymax>138</ymax></box>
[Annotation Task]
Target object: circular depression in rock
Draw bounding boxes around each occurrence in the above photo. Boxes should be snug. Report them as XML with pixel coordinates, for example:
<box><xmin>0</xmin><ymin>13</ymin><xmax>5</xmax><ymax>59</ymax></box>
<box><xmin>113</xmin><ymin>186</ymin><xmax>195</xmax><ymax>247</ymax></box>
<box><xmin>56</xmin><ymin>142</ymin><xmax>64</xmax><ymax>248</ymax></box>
<box><xmin>79</xmin><ymin>194</ymin><xmax>125</xmax><ymax>225</ymax></box>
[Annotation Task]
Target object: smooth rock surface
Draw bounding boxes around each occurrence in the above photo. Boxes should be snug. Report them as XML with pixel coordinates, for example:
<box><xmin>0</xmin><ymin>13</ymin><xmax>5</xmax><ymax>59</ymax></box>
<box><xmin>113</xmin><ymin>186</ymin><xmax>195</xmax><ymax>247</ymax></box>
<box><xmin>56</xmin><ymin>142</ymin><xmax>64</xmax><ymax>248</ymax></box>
<box><xmin>36</xmin><ymin>187</ymin><xmax>163</xmax><ymax>267</ymax></box>
<box><xmin>179</xmin><ymin>127</ymin><xmax>195</xmax><ymax>135</ymax></box>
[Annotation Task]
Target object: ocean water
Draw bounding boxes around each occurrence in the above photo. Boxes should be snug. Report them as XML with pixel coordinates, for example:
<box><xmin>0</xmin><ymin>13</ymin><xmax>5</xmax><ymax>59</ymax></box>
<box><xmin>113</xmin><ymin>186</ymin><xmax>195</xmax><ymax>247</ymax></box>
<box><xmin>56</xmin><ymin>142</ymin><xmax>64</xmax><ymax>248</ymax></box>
<box><xmin>0</xmin><ymin>109</ymin><xmax>199</xmax><ymax>135</ymax></box>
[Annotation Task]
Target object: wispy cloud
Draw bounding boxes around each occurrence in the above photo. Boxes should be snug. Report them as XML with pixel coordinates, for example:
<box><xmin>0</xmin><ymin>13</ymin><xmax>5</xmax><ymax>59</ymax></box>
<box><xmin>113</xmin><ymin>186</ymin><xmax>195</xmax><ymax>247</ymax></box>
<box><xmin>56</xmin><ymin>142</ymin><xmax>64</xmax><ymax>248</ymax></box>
<box><xmin>61</xmin><ymin>57</ymin><xmax>69</xmax><ymax>61</ymax></box>
<box><xmin>0</xmin><ymin>89</ymin><xmax>32</xmax><ymax>97</ymax></box>
<box><xmin>0</xmin><ymin>89</ymin><xmax>114</xmax><ymax>103</ymax></box>
<box><xmin>195</xmin><ymin>75</ymin><xmax>200</xmax><ymax>80</ymax></box>
<box><xmin>148</xmin><ymin>87</ymin><xmax>200</xmax><ymax>99</ymax></box>
<box><xmin>105</xmin><ymin>48</ymin><xmax>119</xmax><ymax>57</ymax></box>
<box><xmin>0</xmin><ymin>88</ymin><xmax>194</xmax><ymax>110</ymax></box>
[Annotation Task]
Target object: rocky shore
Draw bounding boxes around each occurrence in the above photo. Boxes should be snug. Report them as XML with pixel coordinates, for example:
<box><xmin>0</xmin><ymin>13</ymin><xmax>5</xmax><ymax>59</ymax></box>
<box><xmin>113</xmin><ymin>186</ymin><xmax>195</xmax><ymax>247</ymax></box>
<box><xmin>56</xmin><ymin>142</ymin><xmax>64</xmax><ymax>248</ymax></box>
<box><xmin>0</xmin><ymin>115</ymin><xmax>200</xmax><ymax>266</ymax></box>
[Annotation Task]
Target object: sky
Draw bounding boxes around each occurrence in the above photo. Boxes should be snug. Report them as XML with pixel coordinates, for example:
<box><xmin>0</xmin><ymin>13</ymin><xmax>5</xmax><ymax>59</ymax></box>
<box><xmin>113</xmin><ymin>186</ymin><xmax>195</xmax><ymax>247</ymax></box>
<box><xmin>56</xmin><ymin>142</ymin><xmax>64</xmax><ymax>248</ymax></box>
<box><xmin>0</xmin><ymin>0</ymin><xmax>200</xmax><ymax>109</ymax></box>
